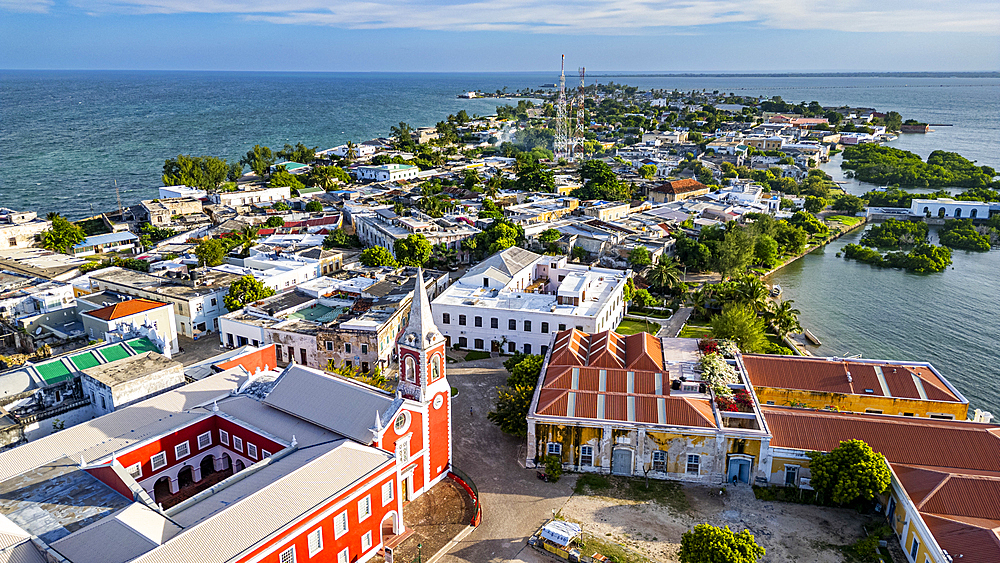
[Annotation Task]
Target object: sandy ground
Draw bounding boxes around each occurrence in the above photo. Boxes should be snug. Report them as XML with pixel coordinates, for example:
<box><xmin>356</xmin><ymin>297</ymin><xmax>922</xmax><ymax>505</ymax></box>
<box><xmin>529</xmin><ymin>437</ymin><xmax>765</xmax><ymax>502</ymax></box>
<box><xmin>560</xmin><ymin>481</ymin><xmax>871</xmax><ymax>563</ymax></box>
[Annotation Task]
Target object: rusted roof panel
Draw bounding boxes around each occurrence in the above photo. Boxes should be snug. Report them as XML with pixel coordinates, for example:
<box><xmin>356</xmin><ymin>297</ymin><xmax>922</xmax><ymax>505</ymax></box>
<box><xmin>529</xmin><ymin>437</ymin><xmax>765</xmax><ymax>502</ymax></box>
<box><xmin>743</xmin><ymin>355</ymin><xmax>854</xmax><ymax>394</ymax></box>
<box><xmin>635</xmin><ymin>396</ymin><xmax>659</xmax><ymax>424</ymax></box>
<box><xmin>922</xmin><ymin>513</ymin><xmax>1000</xmax><ymax>563</ymax></box>
<box><xmin>605</xmin><ymin>395</ymin><xmax>627</xmax><ymax>422</ymax></box>
<box><xmin>920</xmin><ymin>475</ymin><xmax>1000</xmax><ymax>521</ymax></box>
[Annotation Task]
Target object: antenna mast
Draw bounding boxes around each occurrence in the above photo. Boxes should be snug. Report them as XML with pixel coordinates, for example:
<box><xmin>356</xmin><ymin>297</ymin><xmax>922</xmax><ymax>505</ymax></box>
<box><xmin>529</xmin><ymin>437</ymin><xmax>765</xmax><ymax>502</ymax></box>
<box><xmin>554</xmin><ymin>55</ymin><xmax>571</xmax><ymax>162</ymax></box>
<box><xmin>575</xmin><ymin>67</ymin><xmax>586</xmax><ymax>159</ymax></box>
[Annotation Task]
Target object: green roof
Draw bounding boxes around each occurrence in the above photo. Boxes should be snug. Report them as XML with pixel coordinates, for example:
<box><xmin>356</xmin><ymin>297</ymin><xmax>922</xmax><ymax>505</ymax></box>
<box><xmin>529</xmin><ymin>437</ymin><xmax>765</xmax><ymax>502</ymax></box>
<box><xmin>69</xmin><ymin>351</ymin><xmax>101</xmax><ymax>371</ymax></box>
<box><xmin>298</xmin><ymin>187</ymin><xmax>323</xmax><ymax>194</ymax></box>
<box><xmin>99</xmin><ymin>344</ymin><xmax>131</xmax><ymax>363</ymax></box>
<box><xmin>126</xmin><ymin>337</ymin><xmax>159</xmax><ymax>355</ymax></box>
<box><xmin>36</xmin><ymin>360</ymin><xmax>73</xmax><ymax>384</ymax></box>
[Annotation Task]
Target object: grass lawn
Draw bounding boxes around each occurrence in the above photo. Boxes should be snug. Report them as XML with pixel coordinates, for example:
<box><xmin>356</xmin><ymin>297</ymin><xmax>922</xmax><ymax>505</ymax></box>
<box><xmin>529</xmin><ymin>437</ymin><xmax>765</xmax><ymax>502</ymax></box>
<box><xmin>678</xmin><ymin>324</ymin><xmax>712</xmax><ymax>339</ymax></box>
<box><xmin>463</xmin><ymin>351</ymin><xmax>492</xmax><ymax>361</ymax></box>
<box><xmin>826</xmin><ymin>215</ymin><xmax>863</xmax><ymax>227</ymax></box>
<box><xmin>615</xmin><ymin>319</ymin><xmax>657</xmax><ymax>336</ymax></box>
<box><xmin>629</xmin><ymin>308</ymin><xmax>671</xmax><ymax>319</ymax></box>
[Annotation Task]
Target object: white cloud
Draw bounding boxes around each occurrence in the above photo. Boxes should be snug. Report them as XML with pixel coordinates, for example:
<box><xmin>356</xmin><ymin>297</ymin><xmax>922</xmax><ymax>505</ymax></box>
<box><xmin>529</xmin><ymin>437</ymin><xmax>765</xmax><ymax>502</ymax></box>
<box><xmin>40</xmin><ymin>0</ymin><xmax>1000</xmax><ymax>34</ymax></box>
<box><xmin>0</xmin><ymin>0</ymin><xmax>54</xmax><ymax>13</ymax></box>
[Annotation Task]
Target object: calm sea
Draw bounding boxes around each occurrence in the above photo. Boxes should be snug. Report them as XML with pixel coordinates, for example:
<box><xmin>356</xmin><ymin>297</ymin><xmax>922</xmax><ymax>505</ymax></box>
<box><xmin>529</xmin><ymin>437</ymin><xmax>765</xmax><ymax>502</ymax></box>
<box><xmin>2</xmin><ymin>71</ymin><xmax>999</xmax><ymax>410</ymax></box>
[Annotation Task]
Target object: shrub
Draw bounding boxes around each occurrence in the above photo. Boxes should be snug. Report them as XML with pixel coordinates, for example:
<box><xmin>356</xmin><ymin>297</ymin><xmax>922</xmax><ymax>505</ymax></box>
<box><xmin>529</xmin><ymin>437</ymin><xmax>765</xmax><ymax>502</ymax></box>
<box><xmin>544</xmin><ymin>455</ymin><xmax>563</xmax><ymax>482</ymax></box>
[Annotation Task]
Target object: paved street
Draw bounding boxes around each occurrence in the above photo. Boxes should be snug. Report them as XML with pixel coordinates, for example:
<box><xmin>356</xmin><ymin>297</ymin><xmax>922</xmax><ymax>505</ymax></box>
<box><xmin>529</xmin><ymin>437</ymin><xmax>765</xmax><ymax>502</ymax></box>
<box><xmin>658</xmin><ymin>306</ymin><xmax>693</xmax><ymax>337</ymax></box>
<box><xmin>440</xmin><ymin>357</ymin><xmax>575</xmax><ymax>563</ymax></box>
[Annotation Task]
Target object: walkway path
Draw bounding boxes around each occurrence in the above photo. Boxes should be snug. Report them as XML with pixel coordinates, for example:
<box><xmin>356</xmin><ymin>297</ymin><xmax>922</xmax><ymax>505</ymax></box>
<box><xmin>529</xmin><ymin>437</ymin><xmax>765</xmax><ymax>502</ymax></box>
<box><xmin>657</xmin><ymin>306</ymin><xmax>692</xmax><ymax>338</ymax></box>
<box><xmin>438</xmin><ymin>357</ymin><xmax>576</xmax><ymax>563</ymax></box>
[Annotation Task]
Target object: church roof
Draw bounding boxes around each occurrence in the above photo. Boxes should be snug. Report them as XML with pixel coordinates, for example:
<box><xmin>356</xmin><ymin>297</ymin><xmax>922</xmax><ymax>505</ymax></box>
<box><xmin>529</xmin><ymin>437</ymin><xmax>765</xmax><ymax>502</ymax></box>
<box><xmin>402</xmin><ymin>267</ymin><xmax>444</xmax><ymax>349</ymax></box>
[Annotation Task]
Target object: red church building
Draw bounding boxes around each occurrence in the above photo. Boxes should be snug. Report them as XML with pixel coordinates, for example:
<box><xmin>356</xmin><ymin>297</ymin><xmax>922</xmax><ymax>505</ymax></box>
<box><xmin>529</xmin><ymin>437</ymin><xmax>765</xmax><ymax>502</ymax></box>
<box><xmin>0</xmin><ymin>269</ymin><xmax>452</xmax><ymax>563</ymax></box>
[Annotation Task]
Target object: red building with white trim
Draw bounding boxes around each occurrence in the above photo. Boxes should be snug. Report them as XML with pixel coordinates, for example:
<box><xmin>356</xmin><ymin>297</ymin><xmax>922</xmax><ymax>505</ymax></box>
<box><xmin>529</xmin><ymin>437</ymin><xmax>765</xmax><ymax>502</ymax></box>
<box><xmin>0</xmin><ymin>269</ymin><xmax>452</xmax><ymax>563</ymax></box>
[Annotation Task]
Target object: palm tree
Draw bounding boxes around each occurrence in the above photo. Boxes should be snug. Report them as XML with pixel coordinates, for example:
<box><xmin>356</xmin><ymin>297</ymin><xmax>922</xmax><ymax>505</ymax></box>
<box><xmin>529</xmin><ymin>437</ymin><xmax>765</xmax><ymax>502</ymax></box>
<box><xmin>690</xmin><ymin>286</ymin><xmax>713</xmax><ymax>320</ymax></box>
<box><xmin>235</xmin><ymin>224</ymin><xmax>260</xmax><ymax>257</ymax></box>
<box><xmin>484</xmin><ymin>175</ymin><xmax>502</xmax><ymax>200</ymax></box>
<box><xmin>734</xmin><ymin>275</ymin><xmax>770</xmax><ymax>315</ymax></box>
<box><xmin>646</xmin><ymin>258</ymin><xmax>682</xmax><ymax>293</ymax></box>
<box><xmin>770</xmin><ymin>300</ymin><xmax>802</xmax><ymax>340</ymax></box>
<box><xmin>344</xmin><ymin>141</ymin><xmax>358</xmax><ymax>163</ymax></box>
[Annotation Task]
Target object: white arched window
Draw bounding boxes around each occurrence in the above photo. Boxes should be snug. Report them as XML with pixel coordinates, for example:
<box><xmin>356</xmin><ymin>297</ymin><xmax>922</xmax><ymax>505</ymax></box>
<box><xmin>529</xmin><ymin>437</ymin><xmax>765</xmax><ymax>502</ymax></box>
<box><xmin>404</xmin><ymin>356</ymin><xmax>416</xmax><ymax>383</ymax></box>
<box><xmin>431</xmin><ymin>354</ymin><xmax>441</xmax><ymax>382</ymax></box>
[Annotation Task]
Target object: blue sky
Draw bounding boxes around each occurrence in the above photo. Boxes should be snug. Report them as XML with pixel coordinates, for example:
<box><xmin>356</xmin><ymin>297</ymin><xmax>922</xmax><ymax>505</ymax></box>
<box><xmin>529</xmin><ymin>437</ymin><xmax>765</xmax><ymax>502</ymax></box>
<box><xmin>2</xmin><ymin>0</ymin><xmax>998</xmax><ymax>71</ymax></box>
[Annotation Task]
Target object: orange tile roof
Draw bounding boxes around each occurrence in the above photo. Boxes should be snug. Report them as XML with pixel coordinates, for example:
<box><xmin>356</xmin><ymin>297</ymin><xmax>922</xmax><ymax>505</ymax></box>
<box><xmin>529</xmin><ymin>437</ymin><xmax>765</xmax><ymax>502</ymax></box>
<box><xmin>765</xmin><ymin>407</ymin><xmax>1000</xmax><ymax>561</ymax></box>
<box><xmin>86</xmin><ymin>298</ymin><xmax>169</xmax><ymax>321</ymax></box>
<box><xmin>534</xmin><ymin>329</ymin><xmax>715</xmax><ymax>428</ymax></box>
<box><xmin>743</xmin><ymin>355</ymin><xmax>964</xmax><ymax>403</ymax></box>
<box><xmin>651</xmin><ymin>179</ymin><xmax>708</xmax><ymax>195</ymax></box>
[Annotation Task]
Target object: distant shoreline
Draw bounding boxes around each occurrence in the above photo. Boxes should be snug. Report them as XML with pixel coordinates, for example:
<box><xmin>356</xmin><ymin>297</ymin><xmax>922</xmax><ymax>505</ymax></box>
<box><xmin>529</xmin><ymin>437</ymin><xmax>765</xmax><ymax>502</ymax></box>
<box><xmin>586</xmin><ymin>71</ymin><xmax>1000</xmax><ymax>79</ymax></box>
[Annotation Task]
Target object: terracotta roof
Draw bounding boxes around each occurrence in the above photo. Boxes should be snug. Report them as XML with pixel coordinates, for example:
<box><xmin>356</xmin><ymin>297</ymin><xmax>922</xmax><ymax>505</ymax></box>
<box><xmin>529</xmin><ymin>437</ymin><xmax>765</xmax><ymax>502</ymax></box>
<box><xmin>85</xmin><ymin>298</ymin><xmax>169</xmax><ymax>321</ymax></box>
<box><xmin>743</xmin><ymin>355</ymin><xmax>964</xmax><ymax>403</ymax></box>
<box><xmin>921</xmin><ymin>513</ymin><xmax>1000</xmax><ymax>563</ymax></box>
<box><xmin>534</xmin><ymin>329</ymin><xmax>715</xmax><ymax>428</ymax></box>
<box><xmin>763</xmin><ymin>407</ymin><xmax>1000</xmax><ymax>474</ymax></box>
<box><xmin>651</xmin><ymin>179</ymin><xmax>708</xmax><ymax>195</ymax></box>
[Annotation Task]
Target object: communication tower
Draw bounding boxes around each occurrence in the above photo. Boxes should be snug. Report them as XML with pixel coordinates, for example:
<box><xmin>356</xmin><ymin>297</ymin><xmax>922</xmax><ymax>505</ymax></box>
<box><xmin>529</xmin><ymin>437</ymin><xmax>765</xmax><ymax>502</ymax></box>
<box><xmin>575</xmin><ymin>67</ymin><xmax>586</xmax><ymax>158</ymax></box>
<box><xmin>553</xmin><ymin>55</ymin><xmax>571</xmax><ymax>161</ymax></box>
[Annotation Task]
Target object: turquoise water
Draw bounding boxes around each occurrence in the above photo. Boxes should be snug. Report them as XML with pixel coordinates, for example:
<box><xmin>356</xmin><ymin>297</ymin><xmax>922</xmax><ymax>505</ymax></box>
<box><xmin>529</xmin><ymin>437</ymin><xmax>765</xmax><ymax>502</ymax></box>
<box><xmin>2</xmin><ymin>70</ymin><xmax>998</xmax><ymax>410</ymax></box>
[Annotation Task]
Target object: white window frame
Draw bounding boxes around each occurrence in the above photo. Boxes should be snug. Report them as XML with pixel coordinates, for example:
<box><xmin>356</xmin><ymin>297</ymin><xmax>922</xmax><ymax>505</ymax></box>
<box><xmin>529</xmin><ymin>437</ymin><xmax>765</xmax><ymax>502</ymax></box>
<box><xmin>397</xmin><ymin>437</ymin><xmax>411</xmax><ymax>464</ymax></box>
<box><xmin>333</xmin><ymin>511</ymin><xmax>349</xmax><ymax>539</ymax></box>
<box><xmin>337</xmin><ymin>548</ymin><xmax>349</xmax><ymax>563</ymax></box>
<box><xmin>547</xmin><ymin>442</ymin><xmax>561</xmax><ymax>457</ymax></box>
<box><xmin>307</xmin><ymin>528</ymin><xmax>323</xmax><ymax>557</ymax></box>
<box><xmin>174</xmin><ymin>441</ymin><xmax>190</xmax><ymax>460</ymax></box>
<box><xmin>382</xmin><ymin>481</ymin><xmax>394</xmax><ymax>506</ymax></box>
<box><xmin>197</xmin><ymin>431</ymin><xmax>212</xmax><ymax>450</ymax></box>
<box><xmin>580</xmin><ymin>445</ymin><xmax>594</xmax><ymax>466</ymax></box>
<box><xmin>686</xmin><ymin>454</ymin><xmax>700</xmax><ymax>475</ymax></box>
<box><xmin>233</xmin><ymin>436</ymin><xmax>243</xmax><ymax>452</ymax></box>
<box><xmin>262</xmin><ymin>450</ymin><xmax>272</xmax><ymax>458</ymax></box>
<box><xmin>910</xmin><ymin>537</ymin><xmax>919</xmax><ymax>559</ymax></box>
<box><xmin>150</xmin><ymin>451</ymin><xmax>167</xmax><ymax>471</ymax></box>
<box><xmin>126</xmin><ymin>462</ymin><xmax>142</xmax><ymax>480</ymax></box>
<box><xmin>785</xmin><ymin>465</ymin><xmax>799</xmax><ymax>486</ymax></box>
<box><xmin>247</xmin><ymin>443</ymin><xmax>258</xmax><ymax>460</ymax></box>
<box><xmin>280</xmin><ymin>546</ymin><xmax>296</xmax><ymax>563</ymax></box>
<box><xmin>219</xmin><ymin>429</ymin><xmax>229</xmax><ymax>445</ymax></box>
<box><xmin>361</xmin><ymin>531</ymin><xmax>373</xmax><ymax>553</ymax></box>
<box><xmin>358</xmin><ymin>495</ymin><xmax>372</xmax><ymax>522</ymax></box>
<box><xmin>653</xmin><ymin>450</ymin><xmax>667</xmax><ymax>472</ymax></box>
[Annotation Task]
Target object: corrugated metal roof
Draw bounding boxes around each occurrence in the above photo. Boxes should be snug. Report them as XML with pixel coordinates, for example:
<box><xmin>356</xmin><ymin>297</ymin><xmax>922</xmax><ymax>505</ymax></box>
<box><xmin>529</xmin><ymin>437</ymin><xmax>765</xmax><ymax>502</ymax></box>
<box><xmin>922</xmin><ymin>513</ymin><xmax>1000</xmax><ymax>563</ymax></box>
<box><xmin>131</xmin><ymin>443</ymin><xmax>392</xmax><ymax>563</ymax></box>
<box><xmin>50</xmin><ymin>505</ymin><xmax>169</xmax><ymax>563</ymax></box>
<box><xmin>263</xmin><ymin>364</ymin><xmax>394</xmax><ymax>444</ymax></box>
<box><xmin>0</xmin><ymin>540</ymin><xmax>47</xmax><ymax>563</ymax></box>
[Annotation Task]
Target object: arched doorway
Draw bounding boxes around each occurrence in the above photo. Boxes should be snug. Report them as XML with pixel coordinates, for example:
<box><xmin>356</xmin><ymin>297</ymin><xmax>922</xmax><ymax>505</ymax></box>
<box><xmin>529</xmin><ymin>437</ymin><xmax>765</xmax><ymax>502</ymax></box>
<box><xmin>177</xmin><ymin>465</ymin><xmax>195</xmax><ymax>489</ymax></box>
<box><xmin>923</xmin><ymin>206</ymin><xmax>930</xmax><ymax>216</ymax></box>
<box><xmin>200</xmin><ymin>455</ymin><xmax>216</xmax><ymax>479</ymax></box>
<box><xmin>971</xmin><ymin>209</ymin><xmax>978</xmax><ymax>219</ymax></box>
<box><xmin>380</xmin><ymin>512</ymin><xmax>398</xmax><ymax>540</ymax></box>
<box><xmin>234</xmin><ymin>459</ymin><xmax>245</xmax><ymax>472</ymax></box>
<box><xmin>153</xmin><ymin>476</ymin><xmax>172</xmax><ymax>504</ymax></box>
<box><xmin>221</xmin><ymin>453</ymin><xmax>232</xmax><ymax>471</ymax></box>
<box><xmin>938</xmin><ymin>208</ymin><xmax>946</xmax><ymax>218</ymax></box>
<box><xmin>956</xmin><ymin>208</ymin><xmax>962</xmax><ymax>218</ymax></box>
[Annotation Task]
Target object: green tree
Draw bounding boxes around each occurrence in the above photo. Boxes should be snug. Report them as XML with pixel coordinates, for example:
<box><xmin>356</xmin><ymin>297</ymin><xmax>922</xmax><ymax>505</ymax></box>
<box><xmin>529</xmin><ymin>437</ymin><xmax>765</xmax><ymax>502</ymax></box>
<box><xmin>769</xmin><ymin>299</ymin><xmax>802</xmax><ymax>339</ymax></box>
<box><xmin>268</xmin><ymin>167</ymin><xmax>305</xmax><ymax>191</ymax></box>
<box><xmin>479</xmin><ymin>198</ymin><xmax>504</xmax><ymax>220</ymax></box>
<box><xmin>264</xmin><ymin>216</ymin><xmax>285</xmax><ymax>228</ymax></box>
<box><xmin>323</xmin><ymin>229</ymin><xmax>349</xmax><ymax>249</ymax></box>
<box><xmin>807</xmin><ymin>439</ymin><xmax>891</xmax><ymax>505</ymax></box>
<box><xmin>40</xmin><ymin>215</ymin><xmax>86</xmax><ymax>254</ymax></box>
<box><xmin>804</xmin><ymin>196</ymin><xmax>827</xmax><ymax>214</ymax></box>
<box><xmin>884</xmin><ymin>111</ymin><xmax>903</xmax><ymax>131</ymax></box>
<box><xmin>390</xmin><ymin>122</ymin><xmax>416</xmax><ymax>151</ymax></box>
<box><xmin>571</xmin><ymin>245</ymin><xmax>588</xmax><ymax>262</ymax></box>
<box><xmin>539</xmin><ymin>228</ymin><xmax>562</xmax><ymax>244</ymax></box>
<box><xmin>831</xmin><ymin>194</ymin><xmax>866</xmax><ymax>215</ymax></box>
<box><xmin>227</xmin><ymin>162</ymin><xmax>244</xmax><ymax>182</ymax></box>
<box><xmin>631</xmin><ymin>288</ymin><xmax>656</xmax><ymax>309</ymax></box>
<box><xmin>628</xmin><ymin>245</ymin><xmax>652</xmax><ymax>267</ymax></box>
<box><xmin>343</xmin><ymin>141</ymin><xmax>359</xmax><ymax>163</ymax></box>
<box><xmin>307</xmin><ymin>165</ymin><xmax>351</xmax><ymax>189</ymax></box>
<box><xmin>754</xmin><ymin>235</ymin><xmax>780</xmax><ymax>269</ymax></box>
<box><xmin>711</xmin><ymin>304</ymin><xmax>767</xmax><ymax>353</ymax></box>
<box><xmin>232</xmin><ymin>224</ymin><xmax>260</xmax><ymax>257</ymax></box>
<box><xmin>240</xmin><ymin>145</ymin><xmax>274</xmax><ymax>177</ymax></box>
<box><xmin>394</xmin><ymin>234</ymin><xmax>432</xmax><ymax>267</ymax></box>
<box><xmin>488</xmin><ymin>354</ymin><xmax>544</xmax><ymax>437</ymax></box>
<box><xmin>679</xmin><ymin>524</ymin><xmax>765</xmax><ymax>563</ymax></box>
<box><xmin>305</xmin><ymin>201</ymin><xmax>323</xmax><ymax>213</ymax></box>
<box><xmin>714</xmin><ymin>227</ymin><xmax>756</xmax><ymax>278</ymax></box>
<box><xmin>675</xmin><ymin>236</ymin><xmax>713</xmax><ymax>271</ymax></box>
<box><xmin>646</xmin><ymin>259</ymin><xmax>681</xmax><ymax>292</ymax></box>
<box><xmin>277</xmin><ymin>142</ymin><xmax>318</xmax><ymax>164</ymax></box>
<box><xmin>515</xmin><ymin>158</ymin><xmax>556</xmax><ymax>192</ymax></box>
<box><xmin>272</xmin><ymin>201</ymin><xmax>291</xmax><ymax>212</ymax></box>
<box><xmin>359</xmin><ymin>247</ymin><xmax>398</xmax><ymax>268</ymax></box>
<box><xmin>638</xmin><ymin>164</ymin><xmax>657</xmax><ymax>179</ymax></box>
<box><xmin>194</xmin><ymin>238</ymin><xmax>227</xmax><ymax>267</ymax></box>
<box><xmin>224</xmin><ymin>274</ymin><xmax>276</xmax><ymax>311</ymax></box>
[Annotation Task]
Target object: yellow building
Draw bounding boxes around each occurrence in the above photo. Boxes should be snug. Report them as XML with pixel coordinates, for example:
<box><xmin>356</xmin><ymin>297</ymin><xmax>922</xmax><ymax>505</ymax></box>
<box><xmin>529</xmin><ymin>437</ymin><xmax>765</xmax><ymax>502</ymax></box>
<box><xmin>743</xmin><ymin>354</ymin><xmax>969</xmax><ymax>420</ymax></box>
<box><xmin>764</xmin><ymin>407</ymin><xmax>1000</xmax><ymax>563</ymax></box>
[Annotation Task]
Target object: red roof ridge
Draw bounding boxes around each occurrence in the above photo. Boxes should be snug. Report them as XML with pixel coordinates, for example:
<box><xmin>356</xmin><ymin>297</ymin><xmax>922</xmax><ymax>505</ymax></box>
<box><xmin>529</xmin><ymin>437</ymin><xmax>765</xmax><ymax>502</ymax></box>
<box><xmin>86</xmin><ymin>298</ymin><xmax>168</xmax><ymax>321</ymax></box>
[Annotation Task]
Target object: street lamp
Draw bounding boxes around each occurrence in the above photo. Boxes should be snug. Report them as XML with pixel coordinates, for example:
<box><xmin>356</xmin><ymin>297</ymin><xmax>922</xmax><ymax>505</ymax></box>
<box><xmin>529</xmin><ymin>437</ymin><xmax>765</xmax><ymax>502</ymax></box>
<box><xmin>417</xmin><ymin>543</ymin><xmax>422</xmax><ymax>563</ymax></box>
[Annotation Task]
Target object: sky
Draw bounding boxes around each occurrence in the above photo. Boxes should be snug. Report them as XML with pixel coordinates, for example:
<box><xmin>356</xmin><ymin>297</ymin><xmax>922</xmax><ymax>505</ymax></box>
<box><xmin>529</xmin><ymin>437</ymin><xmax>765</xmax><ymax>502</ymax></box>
<box><xmin>2</xmin><ymin>0</ymin><xmax>999</xmax><ymax>72</ymax></box>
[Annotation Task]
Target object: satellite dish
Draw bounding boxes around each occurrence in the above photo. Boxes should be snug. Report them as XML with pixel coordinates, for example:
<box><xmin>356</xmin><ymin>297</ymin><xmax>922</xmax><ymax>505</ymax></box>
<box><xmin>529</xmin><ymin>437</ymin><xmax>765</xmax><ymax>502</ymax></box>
<box><xmin>35</xmin><ymin>327</ymin><xmax>42</xmax><ymax>335</ymax></box>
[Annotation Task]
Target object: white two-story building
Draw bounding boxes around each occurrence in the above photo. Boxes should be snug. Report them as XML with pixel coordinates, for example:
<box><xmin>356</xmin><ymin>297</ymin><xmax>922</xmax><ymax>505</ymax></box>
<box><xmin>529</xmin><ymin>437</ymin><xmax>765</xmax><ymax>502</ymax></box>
<box><xmin>431</xmin><ymin>247</ymin><xmax>631</xmax><ymax>355</ymax></box>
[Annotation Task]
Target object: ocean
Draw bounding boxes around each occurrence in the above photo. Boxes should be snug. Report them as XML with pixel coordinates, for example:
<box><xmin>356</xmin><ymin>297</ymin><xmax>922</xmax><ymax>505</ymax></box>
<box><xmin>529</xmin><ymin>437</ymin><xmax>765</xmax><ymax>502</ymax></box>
<box><xmin>2</xmin><ymin>70</ymin><xmax>999</xmax><ymax>411</ymax></box>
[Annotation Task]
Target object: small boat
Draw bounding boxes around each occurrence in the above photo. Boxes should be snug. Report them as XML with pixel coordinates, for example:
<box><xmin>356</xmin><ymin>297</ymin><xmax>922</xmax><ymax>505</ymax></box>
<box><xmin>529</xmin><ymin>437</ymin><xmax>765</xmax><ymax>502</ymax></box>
<box><xmin>770</xmin><ymin>284</ymin><xmax>782</xmax><ymax>297</ymax></box>
<box><xmin>804</xmin><ymin>329</ymin><xmax>822</xmax><ymax>346</ymax></box>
